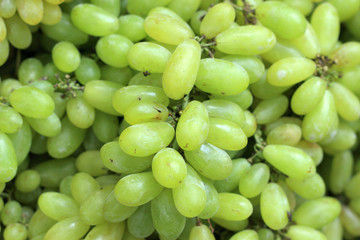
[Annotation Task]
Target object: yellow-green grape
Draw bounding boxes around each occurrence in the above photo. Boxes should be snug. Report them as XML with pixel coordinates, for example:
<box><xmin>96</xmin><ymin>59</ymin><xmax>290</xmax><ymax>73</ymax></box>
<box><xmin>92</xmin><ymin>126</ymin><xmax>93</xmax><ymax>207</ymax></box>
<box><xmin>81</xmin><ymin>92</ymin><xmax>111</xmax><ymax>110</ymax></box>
<box><xmin>239</xmin><ymin>163</ymin><xmax>270</xmax><ymax>199</ymax></box>
<box><xmin>178</xmin><ymin>218</ymin><xmax>197</xmax><ymax>240</ymax></box>
<box><xmin>350</xmin><ymin>198</ymin><xmax>360</xmax><ymax>215</ymax></box>
<box><xmin>79</xmin><ymin>187</ymin><xmax>112</xmax><ymax>225</ymax></box>
<box><xmin>112</xmin><ymin>85</ymin><xmax>169</xmax><ymax>115</ymax></box>
<box><xmin>16</xmin><ymin>0</ymin><xmax>43</xmax><ymax>25</ymax></box>
<box><xmin>151</xmin><ymin>189</ymin><xmax>186</xmax><ymax>239</ymax></box>
<box><xmin>95</xmin><ymin>175</ymin><xmax>121</xmax><ymax>188</ymax></box>
<box><xmin>128</xmin><ymin>73</ymin><xmax>162</xmax><ymax>88</ymax></box>
<box><xmin>345</xmin><ymin>10</ymin><xmax>360</xmax><ymax>40</ymax></box>
<box><xmin>117</xmin><ymin>15</ymin><xmax>146</xmax><ymax>42</ymax></box>
<box><xmin>83</xmin><ymin>80</ymin><xmax>123</xmax><ymax>116</ymax></box>
<box><xmin>90</xmin><ymin>0</ymin><xmax>121</xmax><ymax>17</ymax></box>
<box><xmin>214</xmin><ymin>158</ymin><xmax>251</xmax><ymax>193</ymax></box>
<box><xmin>190</xmin><ymin>10</ymin><xmax>206</xmax><ymax>35</ymax></box>
<box><xmin>103</xmin><ymin>191</ymin><xmax>138</xmax><ymax>223</ymax></box>
<box><xmin>124</xmin><ymin>101</ymin><xmax>168</xmax><ymax>125</ymax></box>
<box><xmin>52</xmin><ymin>41</ymin><xmax>80</xmax><ymax>73</ymax></box>
<box><xmin>260</xmin><ymin>183</ymin><xmax>290</xmax><ymax>230</ymax></box>
<box><xmin>329</xmin><ymin>151</ymin><xmax>353</xmax><ymax>194</ymax></box>
<box><xmin>184</xmin><ymin>142</ymin><xmax>232</xmax><ymax>180</ymax></box>
<box><xmin>28</xmin><ymin>209</ymin><xmax>57</xmax><ymax>238</ymax></box>
<box><xmin>263</xmin><ymin>145</ymin><xmax>315</xmax><ymax>179</ymax></box>
<box><xmin>30</xmin><ymin>132</ymin><xmax>47</xmax><ymax>155</ymax></box>
<box><xmin>302</xmin><ymin>90</ymin><xmax>339</xmax><ymax>143</ymax></box>
<box><xmin>119</xmin><ymin>122</ymin><xmax>174</xmax><ymax>157</ymax></box>
<box><xmin>4</xmin><ymin>14</ymin><xmax>32</xmax><ymax>49</ymax></box>
<box><xmin>213</xmin><ymin>193</ymin><xmax>252</xmax><ymax>221</ymax></box>
<box><xmin>282</xmin><ymin>0</ymin><xmax>314</xmax><ymax>16</ymax></box>
<box><xmin>14</xmin><ymin>169</ymin><xmax>40</xmax><ymax>192</ymax></box>
<box><xmin>144</xmin><ymin>10</ymin><xmax>194</xmax><ymax>45</ymax></box>
<box><xmin>337</xmin><ymin>65</ymin><xmax>360</xmax><ymax>97</ymax></box>
<box><xmin>286</xmin><ymin>225</ymin><xmax>327</xmax><ymax>240</ymax></box>
<box><xmin>74</xmin><ymin>57</ymin><xmax>101</xmax><ymax>85</ymax></box>
<box><xmin>267</xmin><ymin>57</ymin><xmax>316</xmax><ymax>87</ymax></box>
<box><xmin>71</xmin><ymin>3</ymin><xmax>119</xmax><ymax>36</ymax></box>
<box><xmin>25</xmin><ymin>110</ymin><xmax>61</xmax><ymax>137</ymax></box>
<box><xmin>291</xmin><ymin>76</ymin><xmax>327</xmax><ymax>115</ymax></box>
<box><xmin>126</xmin><ymin>0</ymin><xmax>172</xmax><ymax>17</ymax></box>
<box><xmin>196</xmin><ymin>58</ymin><xmax>249</xmax><ymax>96</ymax></box>
<box><xmin>266</xmin><ymin>123</ymin><xmax>302</xmax><ymax>146</ymax></box>
<box><xmin>100</xmin><ymin>65</ymin><xmax>133</xmax><ymax>85</ymax></box>
<box><xmin>114</xmin><ymin>172</ymin><xmax>163</xmax><ymax>206</ymax></box>
<box><xmin>216</xmin><ymin>25</ymin><xmax>276</xmax><ymax>55</ymax></box>
<box><xmin>327</xmin><ymin>0</ymin><xmax>360</xmax><ymax>21</ymax></box>
<box><xmin>0</xmin><ymin>0</ymin><xmax>16</xmax><ymax>18</ymax></box>
<box><xmin>127</xmin><ymin>202</ymin><xmax>154</xmax><ymax>238</ymax></box>
<box><xmin>70</xmin><ymin>172</ymin><xmax>100</xmax><ymax>204</ymax></box>
<box><xmin>239</xmin><ymin>111</ymin><xmax>257</xmax><ymax>137</ymax></box>
<box><xmin>148</xmin><ymin>6</ymin><xmax>186</xmax><ymax>21</ymax></box>
<box><xmin>189</xmin><ymin>225</ymin><xmax>215</xmax><ymax>240</ymax></box>
<box><xmin>236</xmin><ymin>0</ymin><xmax>262</xmax><ymax>9</ymax></box>
<box><xmin>29</xmin><ymin>80</ymin><xmax>54</xmax><ymax>97</ymax></box>
<box><xmin>0</xmin><ymin>105</ymin><xmax>23</xmax><ymax>134</ymax></box>
<box><xmin>322</xmin><ymin>218</ymin><xmax>343</xmax><ymax>240</ymax></box>
<box><xmin>293</xmin><ymin>197</ymin><xmax>341</xmax><ymax>229</ymax></box>
<box><xmin>203</xmin><ymin>99</ymin><xmax>245</xmax><ymax>126</ymax></box>
<box><xmin>289</xmin><ymin>22</ymin><xmax>320</xmax><ymax>58</ymax></box>
<box><xmin>295</xmin><ymin>140</ymin><xmax>323</xmax><ymax>166</ymax></box>
<box><xmin>200</xmin><ymin>2</ymin><xmax>235</xmax><ymax>39</ymax></box>
<box><xmin>0</xmin><ymin>38</ymin><xmax>9</xmax><ymax>66</ymax></box>
<box><xmin>0</xmin><ymin>132</ymin><xmax>17</xmax><ymax>182</ymax></box>
<box><xmin>256</xmin><ymin>1</ymin><xmax>306</xmax><ymax>39</ymax></box>
<box><xmin>38</xmin><ymin>192</ymin><xmax>79</xmax><ymax>221</ymax></box>
<box><xmin>66</xmin><ymin>96</ymin><xmax>95</xmax><ymax>129</ymax></box>
<box><xmin>230</xmin><ymin>229</ymin><xmax>259</xmax><ymax>240</ymax></box>
<box><xmin>211</xmin><ymin>218</ymin><xmax>248</xmax><ymax>232</ymax></box>
<box><xmin>92</xmin><ymin>111</ymin><xmax>118</xmax><ymax>143</ymax></box>
<box><xmin>286</xmin><ymin>173</ymin><xmax>325</xmax><ymax>200</ymax></box>
<box><xmin>310</xmin><ymin>3</ymin><xmax>340</xmax><ymax>55</ymax></box>
<box><xmin>44</xmin><ymin>216</ymin><xmax>90</xmax><ymax>240</ymax></box>
<box><xmin>0</xmin><ymin>78</ymin><xmax>22</xmax><ymax>98</ymax></box>
<box><xmin>261</xmin><ymin>39</ymin><xmax>304</xmax><ymax>64</ymax></box>
<box><xmin>340</xmin><ymin>206</ymin><xmax>360</xmax><ymax>236</ymax></box>
<box><xmin>7</xmin><ymin>119</ymin><xmax>31</xmax><ymax>165</ymax></box>
<box><xmin>0</xmin><ymin>17</ymin><xmax>6</xmax><ymax>41</ymax></box>
<box><xmin>210</xmin><ymin>89</ymin><xmax>253</xmax><ymax>109</ymax></box>
<box><xmin>321</xmin><ymin>122</ymin><xmax>356</xmax><ymax>153</ymax></box>
<box><xmin>345</xmin><ymin>173</ymin><xmax>360</xmax><ymax>199</ymax></box>
<box><xmin>3</xmin><ymin>223</ymin><xmax>27</xmax><ymax>240</ymax></box>
<box><xmin>198</xmin><ymin>176</ymin><xmax>219</xmax><ymax>219</ymax></box>
<box><xmin>167</xmin><ymin>0</ymin><xmax>201</xmax><ymax>22</ymax></box>
<box><xmin>76</xmin><ymin>151</ymin><xmax>107</xmax><ymax>177</ymax></box>
<box><xmin>42</xmin><ymin>1</ymin><xmax>62</xmax><ymax>25</ymax></box>
<box><xmin>85</xmin><ymin>222</ymin><xmax>125</xmax><ymax>240</ymax></box>
<box><xmin>162</xmin><ymin>39</ymin><xmax>201</xmax><ymax>100</ymax></box>
<box><xmin>59</xmin><ymin>175</ymin><xmax>72</xmax><ymax>196</ymax></box>
<box><xmin>331</xmin><ymin>42</ymin><xmax>360</xmax><ymax>68</ymax></box>
<box><xmin>152</xmin><ymin>148</ymin><xmax>187</xmax><ymax>188</ymax></box>
<box><xmin>128</xmin><ymin>42</ymin><xmax>171</xmax><ymax>73</ymax></box>
<box><xmin>257</xmin><ymin>228</ymin><xmax>275</xmax><ymax>240</ymax></box>
<box><xmin>253</xmin><ymin>95</ymin><xmax>289</xmax><ymax>125</ymax></box>
<box><xmin>176</xmin><ymin>100</ymin><xmax>209</xmax><ymax>151</ymax></box>
<box><xmin>250</xmin><ymin>73</ymin><xmax>290</xmax><ymax>100</ymax></box>
<box><xmin>172</xmin><ymin>164</ymin><xmax>206</xmax><ymax>218</ymax></box>
<box><xmin>264</xmin><ymin>117</ymin><xmax>302</xmax><ymax>135</ymax></box>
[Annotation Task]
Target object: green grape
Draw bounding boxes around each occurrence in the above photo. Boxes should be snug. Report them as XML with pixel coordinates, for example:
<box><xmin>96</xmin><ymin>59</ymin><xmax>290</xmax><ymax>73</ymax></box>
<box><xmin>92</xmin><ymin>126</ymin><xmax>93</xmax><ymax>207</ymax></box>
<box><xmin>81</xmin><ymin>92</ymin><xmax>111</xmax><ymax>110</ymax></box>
<box><xmin>15</xmin><ymin>0</ymin><xmax>43</xmax><ymax>25</ymax></box>
<box><xmin>260</xmin><ymin>183</ymin><xmax>290</xmax><ymax>230</ymax></box>
<box><xmin>0</xmin><ymin>105</ymin><xmax>23</xmax><ymax>134</ymax></box>
<box><xmin>70</xmin><ymin>172</ymin><xmax>100</xmax><ymax>204</ymax></box>
<box><xmin>190</xmin><ymin>10</ymin><xmax>206</xmax><ymax>35</ymax></box>
<box><xmin>285</xmin><ymin>225</ymin><xmax>327</xmax><ymax>240</ymax></box>
<box><xmin>340</xmin><ymin>206</ymin><xmax>360</xmax><ymax>236</ymax></box>
<box><xmin>350</xmin><ymin>198</ymin><xmax>360</xmax><ymax>215</ymax></box>
<box><xmin>152</xmin><ymin>148</ymin><xmax>187</xmax><ymax>188</ymax></box>
<box><xmin>117</xmin><ymin>14</ymin><xmax>146</xmax><ymax>42</ymax></box>
<box><xmin>66</xmin><ymin>96</ymin><xmax>95</xmax><ymax>129</ymax></box>
<box><xmin>261</xmin><ymin>38</ymin><xmax>304</xmax><ymax>64</ymax></box>
<box><xmin>95</xmin><ymin>175</ymin><xmax>121</xmax><ymax>187</ymax></box>
<box><xmin>310</xmin><ymin>3</ymin><xmax>340</xmax><ymax>55</ymax></box>
<box><xmin>125</xmin><ymin>101</ymin><xmax>168</xmax><ymax>125</ymax></box>
<box><xmin>286</xmin><ymin>173</ymin><xmax>325</xmax><ymax>200</ymax></box>
<box><xmin>210</xmin><ymin>89</ymin><xmax>252</xmax><ymax>110</ymax></box>
<box><xmin>28</xmin><ymin>210</ymin><xmax>57</xmax><ymax>238</ymax></box>
<box><xmin>71</xmin><ymin>3</ymin><xmax>118</xmax><ymax>36</ymax></box>
<box><xmin>41</xmin><ymin>1</ymin><xmax>62</xmax><ymax>25</ymax></box>
<box><xmin>4</xmin><ymin>14</ymin><xmax>32</xmax><ymax>49</ymax></box>
<box><xmin>253</xmin><ymin>95</ymin><xmax>289</xmax><ymax>125</ymax></box>
<box><xmin>92</xmin><ymin>111</ymin><xmax>119</xmax><ymax>143</ymax></box>
<box><xmin>213</xmin><ymin>193</ymin><xmax>252</xmax><ymax>221</ymax></box>
<box><xmin>30</xmin><ymin>132</ymin><xmax>47</xmax><ymax>154</ymax></box>
<box><xmin>112</xmin><ymin>85</ymin><xmax>169</xmax><ymax>115</ymax></box>
<box><xmin>189</xmin><ymin>225</ymin><xmax>215</xmax><ymax>240</ymax></box>
<box><xmin>18</xmin><ymin>58</ymin><xmax>43</xmax><ymax>85</ymax></box>
<box><xmin>263</xmin><ymin>145</ymin><xmax>315</xmax><ymax>179</ymax></box>
<box><xmin>151</xmin><ymin>188</ymin><xmax>186</xmax><ymax>239</ymax></box>
<box><xmin>173</xmin><ymin>164</ymin><xmax>206</xmax><ymax>218</ymax></box>
<box><xmin>128</xmin><ymin>73</ymin><xmax>162</xmax><ymax>87</ymax></box>
<box><xmin>90</xmin><ymin>0</ymin><xmax>120</xmax><ymax>16</ymax></box>
<box><xmin>282</xmin><ymin>0</ymin><xmax>314</xmax><ymax>16</ymax></box>
<box><xmin>75</xmin><ymin>57</ymin><xmax>101</xmax><ymax>85</ymax></box>
<box><xmin>144</xmin><ymin>10</ymin><xmax>194</xmax><ymax>45</ymax></box>
<box><xmin>47</xmin><ymin>116</ymin><xmax>87</xmax><ymax>158</ymax></box>
<box><xmin>185</xmin><ymin>142</ymin><xmax>232</xmax><ymax>180</ymax></box>
<box><xmin>114</xmin><ymin>172</ymin><xmax>163</xmax><ymax>206</ymax></box>
<box><xmin>203</xmin><ymin>99</ymin><xmax>245</xmax><ymax>126</ymax></box>
<box><xmin>100</xmin><ymin>65</ymin><xmax>132</xmax><ymax>85</ymax></box>
<box><xmin>51</xmin><ymin>93</ymin><xmax>66</xmax><ymax>118</ymax></box>
<box><xmin>198</xmin><ymin>176</ymin><xmax>219</xmax><ymax>219</ymax></box>
<box><xmin>122</xmin><ymin>230</ymin><xmax>146</xmax><ymax>240</ymax></box>
<box><xmin>337</xmin><ymin>65</ymin><xmax>360</xmax><ymax>97</ymax></box>
<box><xmin>126</xmin><ymin>0</ymin><xmax>172</xmax><ymax>17</ymax></box>
<box><xmin>75</xmin><ymin>150</ymin><xmax>107</xmax><ymax>177</ymax></box>
<box><xmin>229</xmin><ymin>229</ymin><xmax>258</xmax><ymax>240</ymax></box>
<box><xmin>327</xmin><ymin>0</ymin><xmax>360</xmax><ymax>22</ymax></box>
<box><xmin>266</xmin><ymin>124</ymin><xmax>302</xmax><ymax>146</ymax></box>
<box><xmin>100</xmin><ymin>141</ymin><xmax>152</xmax><ymax>174</ymax></box>
<box><xmin>127</xmin><ymin>202</ymin><xmax>154</xmax><ymax>238</ymax></box>
<box><xmin>239</xmin><ymin>163</ymin><xmax>270</xmax><ymax>198</ymax></box>
<box><xmin>32</xmin><ymin>157</ymin><xmax>76</xmax><ymax>187</ymax></box>
<box><xmin>38</xmin><ymin>192</ymin><xmax>79</xmax><ymax>221</ymax></box>
<box><xmin>295</xmin><ymin>140</ymin><xmax>323</xmax><ymax>166</ymax></box>
<box><xmin>250</xmin><ymin>73</ymin><xmax>290</xmax><ymax>100</ymax></box>
<box><xmin>291</xmin><ymin>77</ymin><xmax>327</xmax><ymax>115</ymax></box>
<box><xmin>195</xmin><ymin>58</ymin><xmax>249</xmax><ymax>96</ymax></box>
<box><xmin>85</xmin><ymin>222</ymin><xmax>125</xmax><ymax>240</ymax></box>
<box><xmin>322</xmin><ymin>218</ymin><xmax>343</xmax><ymax>240</ymax></box>
<box><xmin>264</xmin><ymin>116</ymin><xmax>302</xmax><ymax>134</ymax></box>
<box><xmin>59</xmin><ymin>175</ymin><xmax>72</xmax><ymax>196</ymax></box>
<box><xmin>0</xmin><ymin>78</ymin><xmax>22</xmax><ymax>98</ymax></box>
<box><xmin>0</xmin><ymin>0</ymin><xmax>16</xmax><ymax>18</ymax></box>
<box><xmin>331</xmin><ymin>42</ymin><xmax>360</xmax><ymax>67</ymax></box>
<box><xmin>52</xmin><ymin>41</ymin><xmax>81</xmax><ymax>73</ymax></box>
<box><xmin>293</xmin><ymin>197</ymin><xmax>341</xmax><ymax>229</ymax></box>
<box><xmin>3</xmin><ymin>223</ymin><xmax>27</xmax><ymax>240</ymax></box>
<box><xmin>15</xmin><ymin>169</ymin><xmax>41</xmax><ymax>192</ymax></box>
<box><xmin>162</xmin><ymin>39</ymin><xmax>201</xmax><ymax>100</ymax></box>
<box><xmin>345</xmin><ymin>10</ymin><xmax>360</xmax><ymax>40</ymax></box>
<box><xmin>267</xmin><ymin>57</ymin><xmax>316</xmax><ymax>87</ymax></box>
<box><xmin>0</xmin><ymin>38</ymin><xmax>9</xmax><ymax>66</ymax></box>
<box><xmin>103</xmin><ymin>190</ymin><xmax>138</xmax><ymax>223</ymax></box>
<box><xmin>216</xmin><ymin>25</ymin><xmax>276</xmax><ymax>55</ymax></box>
<box><xmin>43</xmin><ymin>60</ymin><xmax>65</xmax><ymax>85</ymax></box>
<box><xmin>167</xmin><ymin>0</ymin><xmax>200</xmax><ymax>22</ymax></box>
<box><xmin>211</xmin><ymin>218</ymin><xmax>248</xmax><ymax>232</ymax></box>
<box><xmin>206</xmin><ymin>118</ymin><xmax>247</xmax><ymax>151</ymax></box>
<box><xmin>1</xmin><ymin>201</ymin><xmax>21</xmax><ymax>225</ymax></box>
<box><xmin>321</xmin><ymin>122</ymin><xmax>356</xmax><ymax>153</ymax></box>
<box><xmin>44</xmin><ymin>216</ymin><xmax>90</xmax><ymax>240</ymax></box>
<box><xmin>29</xmin><ymin>80</ymin><xmax>54</xmax><ymax>97</ymax></box>
<box><xmin>26</xmin><ymin>113</ymin><xmax>61</xmax><ymax>137</ymax></box>
<box><xmin>289</xmin><ymin>22</ymin><xmax>320</xmax><ymax>59</ymax></box>
<box><xmin>0</xmin><ymin>132</ymin><xmax>17</xmax><ymax>182</ymax></box>
<box><xmin>200</xmin><ymin>2</ymin><xmax>235</xmax><ymax>39</ymax></box>
<box><xmin>96</xmin><ymin>34</ymin><xmax>133</xmax><ymax>68</ymax></box>
<box><xmin>79</xmin><ymin>187</ymin><xmax>112</xmax><ymax>225</ymax></box>
<box><xmin>119</xmin><ymin>122</ymin><xmax>174</xmax><ymax>157</ymax></box>
<box><xmin>345</xmin><ymin>173</ymin><xmax>360</xmax><ymax>199</ymax></box>
<box><xmin>40</xmin><ymin>13</ymin><xmax>89</xmax><ymax>45</ymax></box>
<box><xmin>257</xmin><ymin>228</ymin><xmax>275</xmax><ymax>240</ymax></box>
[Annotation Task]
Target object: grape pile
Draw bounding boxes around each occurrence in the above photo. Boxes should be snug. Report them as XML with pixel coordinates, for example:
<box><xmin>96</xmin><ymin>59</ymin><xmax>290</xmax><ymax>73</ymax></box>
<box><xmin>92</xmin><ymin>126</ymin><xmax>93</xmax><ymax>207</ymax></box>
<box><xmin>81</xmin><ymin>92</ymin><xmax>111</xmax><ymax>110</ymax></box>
<box><xmin>1</xmin><ymin>0</ymin><xmax>360</xmax><ymax>239</ymax></box>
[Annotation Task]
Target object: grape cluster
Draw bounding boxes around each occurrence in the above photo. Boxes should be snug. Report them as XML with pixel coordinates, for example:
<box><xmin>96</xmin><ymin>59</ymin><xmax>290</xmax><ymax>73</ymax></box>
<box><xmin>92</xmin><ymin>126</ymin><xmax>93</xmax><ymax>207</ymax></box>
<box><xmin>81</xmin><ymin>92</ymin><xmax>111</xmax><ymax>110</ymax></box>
<box><xmin>1</xmin><ymin>0</ymin><xmax>360</xmax><ymax>239</ymax></box>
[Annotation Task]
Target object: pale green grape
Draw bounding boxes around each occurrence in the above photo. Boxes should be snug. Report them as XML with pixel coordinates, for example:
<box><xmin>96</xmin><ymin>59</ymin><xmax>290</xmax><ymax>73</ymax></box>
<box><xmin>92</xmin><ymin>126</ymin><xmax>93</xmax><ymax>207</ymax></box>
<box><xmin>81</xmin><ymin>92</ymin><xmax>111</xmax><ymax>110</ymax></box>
<box><xmin>85</xmin><ymin>222</ymin><xmax>125</xmax><ymax>240</ymax></box>
<box><xmin>286</xmin><ymin>173</ymin><xmax>325</xmax><ymax>200</ymax></box>
<box><xmin>214</xmin><ymin>193</ymin><xmax>252</xmax><ymax>221</ymax></box>
<box><xmin>18</xmin><ymin>58</ymin><xmax>43</xmax><ymax>85</ymax></box>
<box><xmin>189</xmin><ymin>225</ymin><xmax>215</xmax><ymax>240</ymax></box>
<box><xmin>128</xmin><ymin>73</ymin><xmax>162</xmax><ymax>87</ymax></box>
<box><xmin>253</xmin><ymin>95</ymin><xmax>289</xmax><ymax>125</ymax></box>
<box><xmin>211</xmin><ymin>218</ymin><xmax>248</xmax><ymax>232</ymax></box>
<box><xmin>0</xmin><ymin>0</ymin><xmax>16</xmax><ymax>18</ymax></box>
<box><xmin>100</xmin><ymin>65</ymin><xmax>133</xmax><ymax>85</ymax></box>
<box><xmin>329</xmin><ymin>151</ymin><xmax>353</xmax><ymax>194</ymax></box>
<box><xmin>124</xmin><ymin>101</ymin><xmax>168</xmax><ymax>125</ymax></box>
<box><xmin>327</xmin><ymin>0</ymin><xmax>360</xmax><ymax>21</ymax></box>
<box><xmin>52</xmin><ymin>41</ymin><xmax>80</xmax><ymax>73</ymax></box>
<box><xmin>44</xmin><ymin>216</ymin><xmax>90</xmax><ymax>240</ymax></box>
<box><xmin>90</xmin><ymin>0</ymin><xmax>120</xmax><ymax>16</ymax></box>
<box><xmin>41</xmin><ymin>1</ymin><xmax>62</xmax><ymax>25</ymax></box>
<box><xmin>75</xmin><ymin>150</ymin><xmax>107</xmax><ymax>177</ymax></box>
<box><xmin>0</xmin><ymin>132</ymin><xmax>17</xmax><ymax>182</ymax></box>
<box><xmin>322</xmin><ymin>218</ymin><xmax>343</xmax><ymax>240</ymax></box>
<box><xmin>3</xmin><ymin>223</ymin><xmax>27</xmax><ymax>240</ymax></box>
<box><xmin>340</xmin><ymin>206</ymin><xmax>360</xmax><ymax>236</ymax></box>
<box><xmin>202</xmin><ymin>99</ymin><xmax>245</xmax><ymax>126</ymax></box>
<box><xmin>66</xmin><ymin>95</ymin><xmax>95</xmax><ymax>129</ymax></box>
<box><xmin>117</xmin><ymin>14</ymin><xmax>146</xmax><ymax>42</ymax></box>
<box><xmin>4</xmin><ymin>14</ymin><xmax>32</xmax><ymax>49</ymax></box>
<box><xmin>230</xmin><ymin>229</ymin><xmax>258</xmax><ymax>240</ymax></box>
<box><xmin>331</xmin><ymin>42</ymin><xmax>360</xmax><ymax>67</ymax></box>
<box><xmin>190</xmin><ymin>10</ymin><xmax>206</xmax><ymax>35</ymax></box>
<box><xmin>282</xmin><ymin>0</ymin><xmax>314</xmax><ymax>16</ymax></box>
<box><xmin>168</xmin><ymin>0</ymin><xmax>201</xmax><ymax>22</ymax></box>
<box><xmin>1</xmin><ymin>200</ymin><xmax>21</xmax><ymax>225</ymax></box>
<box><xmin>103</xmin><ymin>191</ymin><xmax>138</xmax><ymax>223</ymax></box>
<box><xmin>210</xmin><ymin>89</ymin><xmax>253</xmax><ymax>110</ymax></box>
<box><xmin>92</xmin><ymin>110</ymin><xmax>119</xmax><ymax>143</ymax></box>
<box><xmin>345</xmin><ymin>173</ymin><xmax>360</xmax><ymax>199</ymax></box>
<box><xmin>28</xmin><ymin>210</ymin><xmax>56</xmax><ymax>238</ymax></box>
<box><xmin>15</xmin><ymin>0</ymin><xmax>43</xmax><ymax>25</ymax></box>
<box><xmin>198</xmin><ymin>176</ymin><xmax>219</xmax><ymax>219</ymax></box>
<box><xmin>261</xmin><ymin>39</ymin><xmax>304</xmax><ymax>64</ymax></box>
<box><xmin>38</xmin><ymin>192</ymin><xmax>79</xmax><ymax>221</ymax></box>
<box><xmin>295</xmin><ymin>140</ymin><xmax>323</xmax><ymax>166</ymax></box>
<box><xmin>321</xmin><ymin>122</ymin><xmax>356</xmax><ymax>153</ymax></box>
<box><xmin>289</xmin><ymin>21</ymin><xmax>320</xmax><ymax>58</ymax></box>
<box><xmin>75</xmin><ymin>57</ymin><xmax>101</xmax><ymax>85</ymax></box>
<box><xmin>127</xmin><ymin>202</ymin><xmax>154</xmax><ymax>238</ymax></box>
<box><xmin>15</xmin><ymin>170</ymin><xmax>40</xmax><ymax>193</ymax></box>
<box><xmin>0</xmin><ymin>78</ymin><xmax>22</xmax><ymax>99</ymax></box>
<box><xmin>330</xmin><ymin>82</ymin><xmax>360</xmax><ymax>121</ymax></box>
<box><xmin>70</xmin><ymin>172</ymin><xmax>100</xmax><ymax>204</ymax></box>
<box><xmin>7</xmin><ymin>120</ymin><xmax>32</xmax><ymax>164</ymax></box>
<box><xmin>26</xmin><ymin>113</ymin><xmax>61</xmax><ymax>137</ymax></box>
<box><xmin>257</xmin><ymin>228</ymin><xmax>274</xmax><ymax>240</ymax></box>
<box><xmin>0</xmin><ymin>105</ymin><xmax>23</xmax><ymax>134</ymax></box>
<box><xmin>250</xmin><ymin>73</ymin><xmax>290</xmax><ymax>100</ymax></box>
<box><xmin>286</xmin><ymin>225</ymin><xmax>327</xmax><ymax>240</ymax></box>
<box><xmin>266</xmin><ymin>124</ymin><xmax>302</xmax><ymax>146</ymax></box>
<box><xmin>239</xmin><ymin>163</ymin><xmax>270</xmax><ymax>198</ymax></box>
<box><xmin>126</xmin><ymin>0</ymin><xmax>172</xmax><ymax>17</ymax></box>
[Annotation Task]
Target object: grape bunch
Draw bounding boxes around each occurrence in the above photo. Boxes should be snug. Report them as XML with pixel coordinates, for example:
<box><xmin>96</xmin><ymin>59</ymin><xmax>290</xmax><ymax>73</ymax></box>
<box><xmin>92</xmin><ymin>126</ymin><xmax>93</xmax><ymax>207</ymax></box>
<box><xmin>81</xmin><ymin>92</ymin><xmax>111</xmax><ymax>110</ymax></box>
<box><xmin>1</xmin><ymin>0</ymin><xmax>360</xmax><ymax>239</ymax></box>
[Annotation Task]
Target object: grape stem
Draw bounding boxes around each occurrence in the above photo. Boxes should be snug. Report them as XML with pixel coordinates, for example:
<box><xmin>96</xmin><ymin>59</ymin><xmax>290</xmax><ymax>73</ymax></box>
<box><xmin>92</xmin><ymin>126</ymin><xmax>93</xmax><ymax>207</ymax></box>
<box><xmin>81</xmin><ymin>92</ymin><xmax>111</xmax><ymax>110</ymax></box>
<box><xmin>53</xmin><ymin>74</ymin><xmax>84</xmax><ymax>98</ymax></box>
